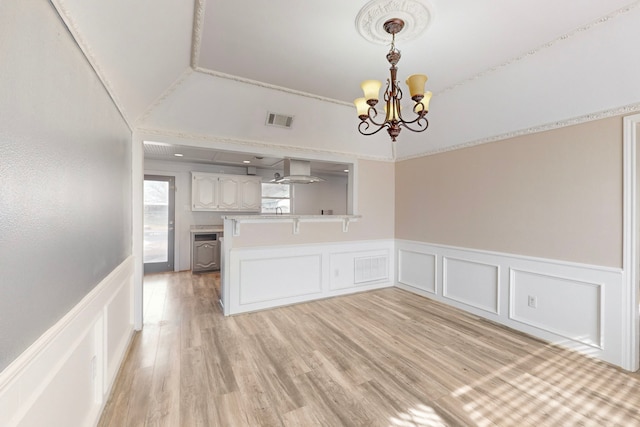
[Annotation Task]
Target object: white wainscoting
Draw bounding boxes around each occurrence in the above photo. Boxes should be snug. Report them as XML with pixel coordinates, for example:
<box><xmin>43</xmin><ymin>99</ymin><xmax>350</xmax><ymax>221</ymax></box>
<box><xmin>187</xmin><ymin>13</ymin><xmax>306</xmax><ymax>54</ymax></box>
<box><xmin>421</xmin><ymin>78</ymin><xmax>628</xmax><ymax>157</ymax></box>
<box><xmin>0</xmin><ymin>257</ymin><xmax>135</xmax><ymax>427</ymax></box>
<box><xmin>396</xmin><ymin>240</ymin><xmax>625</xmax><ymax>368</ymax></box>
<box><xmin>397</xmin><ymin>249</ymin><xmax>437</xmax><ymax>294</ymax></box>
<box><xmin>227</xmin><ymin>240</ymin><xmax>394</xmax><ymax>314</ymax></box>
<box><xmin>510</xmin><ymin>269</ymin><xmax>603</xmax><ymax>348</ymax></box>
<box><xmin>239</xmin><ymin>255</ymin><xmax>323</xmax><ymax>305</ymax></box>
<box><xmin>443</xmin><ymin>257</ymin><xmax>500</xmax><ymax>314</ymax></box>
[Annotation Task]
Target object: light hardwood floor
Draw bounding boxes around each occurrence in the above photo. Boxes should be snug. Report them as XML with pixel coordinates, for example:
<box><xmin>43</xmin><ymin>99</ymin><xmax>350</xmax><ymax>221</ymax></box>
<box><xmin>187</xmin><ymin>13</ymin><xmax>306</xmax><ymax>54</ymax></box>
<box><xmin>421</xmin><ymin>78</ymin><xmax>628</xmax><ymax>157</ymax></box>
<box><xmin>98</xmin><ymin>271</ymin><xmax>640</xmax><ymax>426</ymax></box>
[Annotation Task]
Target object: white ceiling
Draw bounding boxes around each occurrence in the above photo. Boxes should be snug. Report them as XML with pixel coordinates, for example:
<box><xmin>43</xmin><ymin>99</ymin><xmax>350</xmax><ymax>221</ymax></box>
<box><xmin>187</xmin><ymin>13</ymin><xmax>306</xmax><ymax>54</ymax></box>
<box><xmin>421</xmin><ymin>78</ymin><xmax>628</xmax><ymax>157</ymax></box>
<box><xmin>53</xmin><ymin>0</ymin><xmax>640</xmax><ymax>162</ymax></box>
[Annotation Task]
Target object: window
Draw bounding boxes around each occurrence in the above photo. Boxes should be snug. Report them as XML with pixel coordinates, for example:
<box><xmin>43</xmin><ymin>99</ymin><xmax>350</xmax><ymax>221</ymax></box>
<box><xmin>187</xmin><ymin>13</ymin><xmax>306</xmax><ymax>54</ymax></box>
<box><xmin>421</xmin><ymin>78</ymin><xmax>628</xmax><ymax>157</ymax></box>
<box><xmin>261</xmin><ymin>182</ymin><xmax>291</xmax><ymax>214</ymax></box>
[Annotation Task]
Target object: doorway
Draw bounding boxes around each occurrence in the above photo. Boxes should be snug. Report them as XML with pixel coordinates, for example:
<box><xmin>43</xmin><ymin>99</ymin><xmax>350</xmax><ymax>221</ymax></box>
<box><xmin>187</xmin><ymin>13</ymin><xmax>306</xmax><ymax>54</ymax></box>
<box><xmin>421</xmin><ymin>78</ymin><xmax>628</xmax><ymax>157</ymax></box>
<box><xmin>143</xmin><ymin>175</ymin><xmax>175</xmax><ymax>274</ymax></box>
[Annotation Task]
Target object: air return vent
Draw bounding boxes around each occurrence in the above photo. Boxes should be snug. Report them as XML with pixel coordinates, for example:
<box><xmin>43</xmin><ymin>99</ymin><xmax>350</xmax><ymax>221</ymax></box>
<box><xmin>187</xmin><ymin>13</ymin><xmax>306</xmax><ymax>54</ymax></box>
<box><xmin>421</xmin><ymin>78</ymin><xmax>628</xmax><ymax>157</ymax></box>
<box><xmin>354</xmin><ymin>255</ymin><xmax>388</xmax><ymax>284</ymax></box>
<box><xmin>266</xmin><ymin>112</ymin><xmax>294</xmax><ymax>129</ymax></box>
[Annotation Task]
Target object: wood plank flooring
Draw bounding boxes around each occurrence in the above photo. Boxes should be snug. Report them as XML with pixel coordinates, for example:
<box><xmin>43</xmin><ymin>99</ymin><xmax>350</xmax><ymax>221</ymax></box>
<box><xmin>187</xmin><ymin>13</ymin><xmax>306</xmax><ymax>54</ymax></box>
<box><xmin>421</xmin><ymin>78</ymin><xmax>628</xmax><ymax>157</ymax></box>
<box><xmin>98</xmin><ymin>271</ymin><xmax>640</xmax><ymax>426</ymax></box>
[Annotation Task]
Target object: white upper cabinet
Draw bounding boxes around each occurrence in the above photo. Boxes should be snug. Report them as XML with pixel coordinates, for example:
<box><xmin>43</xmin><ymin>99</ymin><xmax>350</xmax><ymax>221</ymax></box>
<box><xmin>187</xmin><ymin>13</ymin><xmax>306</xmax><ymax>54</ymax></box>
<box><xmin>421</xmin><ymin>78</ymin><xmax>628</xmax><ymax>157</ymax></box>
<box><xmin>192</xmin><ymin>172</ymin><xmax>262</xmax><ymax>212</ymax></box>
<box><xmin>218</xmin><ymin>176</ymin><xmax>240</xmax><ymax>210</ymax></box>
<box><xmin>238</xmin><ymin>177</ymin><xmax>261</xmax><ymax>211</ymax></box>
<box><xmin>191</xmin><ymin>173</ymin><xmax>218</xmax><ymax>210</ymax></box>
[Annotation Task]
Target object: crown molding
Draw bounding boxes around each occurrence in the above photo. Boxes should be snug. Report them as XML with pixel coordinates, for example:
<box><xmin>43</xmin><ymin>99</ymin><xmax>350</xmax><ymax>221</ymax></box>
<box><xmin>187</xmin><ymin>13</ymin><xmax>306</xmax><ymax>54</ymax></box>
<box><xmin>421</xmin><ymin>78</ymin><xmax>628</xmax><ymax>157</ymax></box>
<box><xmin>190</xmin><ymin>0</ymin><xmax>206</xmax><ymax>68</ymax></box>
<box><xmin>193</xmin><ymin>67</ymin><xmax>353</xmax><ymax>107</ymax></box>
<box><xmin>50</xmin><ymin>0</ymin><xmax>133</xmax><ymax>130</ymax></box>
<box><xmin>438</xmin><ymin>1</ymin><xmax>640</xmax><ymax>96</ymax></box>
<box><xmin>397</xmin><ymin>102</ymin><xmax>640</xmax><ymax>161</ymax></box>
<box><xmin>135</xmin><ymin>68</ymin><xmax>193</xmax><ymax>125</ymax></box>
<box><xmin>135</xmin><ymin>127</ymin><xmax>394</xmax><ymax>162</ymax></box>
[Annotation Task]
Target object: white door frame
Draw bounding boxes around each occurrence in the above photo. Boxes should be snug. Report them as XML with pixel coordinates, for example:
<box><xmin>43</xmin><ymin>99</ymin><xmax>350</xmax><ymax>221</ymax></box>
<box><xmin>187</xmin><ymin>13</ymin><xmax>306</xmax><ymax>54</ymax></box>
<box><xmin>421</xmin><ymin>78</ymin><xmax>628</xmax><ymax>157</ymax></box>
<box><xmin>133</xmin><ymin>134</ymin><xmax>144</xmax><ymax>330</ymax></box>
<box><xmin>622</xmin><ymin>113</ymin><xmax>640</xmax><ymax>372</ymax></box>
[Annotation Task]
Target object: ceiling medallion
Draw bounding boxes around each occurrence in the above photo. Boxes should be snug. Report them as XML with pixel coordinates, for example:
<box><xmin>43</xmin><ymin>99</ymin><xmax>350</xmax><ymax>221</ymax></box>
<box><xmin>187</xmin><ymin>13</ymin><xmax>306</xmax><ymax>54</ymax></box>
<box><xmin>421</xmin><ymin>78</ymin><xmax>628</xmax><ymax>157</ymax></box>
<box><xmin>355</xmin><ymin>0</ymin><xmax>433</xmax><ymax>45</ymax></box>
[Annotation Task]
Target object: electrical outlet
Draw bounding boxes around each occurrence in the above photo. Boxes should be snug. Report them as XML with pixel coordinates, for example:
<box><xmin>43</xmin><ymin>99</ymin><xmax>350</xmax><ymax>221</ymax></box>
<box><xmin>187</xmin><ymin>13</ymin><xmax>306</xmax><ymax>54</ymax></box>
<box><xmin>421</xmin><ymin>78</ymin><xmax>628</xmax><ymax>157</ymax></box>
<box><xmin>527</xmin><ymin>295</ymin><xmax>537</xmax><ymax>308</ymax></box>
<box><xmin>334</xmin><ymin>269</ymin><xmax>339</xmax><ymax>277</ymax></box>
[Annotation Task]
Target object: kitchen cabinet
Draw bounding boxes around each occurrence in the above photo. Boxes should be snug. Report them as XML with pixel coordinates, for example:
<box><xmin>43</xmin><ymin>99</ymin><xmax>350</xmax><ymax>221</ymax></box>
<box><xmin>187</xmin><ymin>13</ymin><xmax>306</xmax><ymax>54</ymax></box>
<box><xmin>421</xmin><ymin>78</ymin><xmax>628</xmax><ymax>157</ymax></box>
<box><xmin>238</xmin><ymin>176</ymin><xmax>261</xmax><ymax>210</ymax></box>
<box><xmin>192</xmin><ymin>233</ymin><xmax>220</xmax><ymax>272</ymax></box>
<box><xmin>192</xmin><ymin>172</ymin><xmax>262</xmax><ymax>212</ymax></box>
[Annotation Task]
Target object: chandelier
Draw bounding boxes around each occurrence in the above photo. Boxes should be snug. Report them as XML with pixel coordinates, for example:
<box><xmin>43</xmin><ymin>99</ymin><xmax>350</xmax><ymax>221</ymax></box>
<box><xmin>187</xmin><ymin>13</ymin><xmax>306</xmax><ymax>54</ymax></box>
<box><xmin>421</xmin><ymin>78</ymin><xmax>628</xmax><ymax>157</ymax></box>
<box><xmin>354</xmin><ymin>18</ymin><xmax>432</xmax><ymax>142</ymax></box>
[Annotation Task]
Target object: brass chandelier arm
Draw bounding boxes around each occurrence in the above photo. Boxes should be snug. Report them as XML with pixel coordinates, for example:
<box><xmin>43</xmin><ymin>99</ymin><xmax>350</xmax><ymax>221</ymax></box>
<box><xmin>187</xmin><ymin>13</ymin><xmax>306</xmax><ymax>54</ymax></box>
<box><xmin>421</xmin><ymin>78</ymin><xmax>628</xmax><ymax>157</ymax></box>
<box><xmin>399</xmin><ymin>115</ymin><xmax>429</xmax><ymax>132</ymax></box>
<box><xmin>365</xmin><ymin>104</ymin><xmax>389</xmax><ymax>127</ymax></box>
<box><xmin>357</xmin><ymin>119</ymin><xmax>390</xmax><ymax>137</ymax></box>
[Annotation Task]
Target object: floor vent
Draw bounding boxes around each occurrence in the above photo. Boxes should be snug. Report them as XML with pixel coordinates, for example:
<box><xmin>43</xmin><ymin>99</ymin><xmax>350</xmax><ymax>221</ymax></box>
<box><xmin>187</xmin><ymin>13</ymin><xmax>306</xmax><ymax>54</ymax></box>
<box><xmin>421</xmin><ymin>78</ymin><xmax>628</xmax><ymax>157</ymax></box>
<box><xmin>354</xmin><ymin>255</ymin><xmax>388</xmax><ymax>284</ymax></box>
<box><xmin>266</xmin><ymin>112</ymin><xmax>294</xmax><ymax>129</ymax></box>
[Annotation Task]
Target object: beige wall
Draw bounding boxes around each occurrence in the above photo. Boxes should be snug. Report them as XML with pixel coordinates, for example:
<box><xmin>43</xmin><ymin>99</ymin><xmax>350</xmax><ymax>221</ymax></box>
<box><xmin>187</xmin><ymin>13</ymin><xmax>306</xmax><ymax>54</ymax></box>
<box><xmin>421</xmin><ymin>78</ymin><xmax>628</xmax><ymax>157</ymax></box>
<box><xmin>231</xmin><ymin>159</ymin><xmax>395</xmax><ymax>247</ymax></box>
<box><xmin>396</xmin><ymin>116</ymin><xmax>623</xmax><ymax>268</ymax></box>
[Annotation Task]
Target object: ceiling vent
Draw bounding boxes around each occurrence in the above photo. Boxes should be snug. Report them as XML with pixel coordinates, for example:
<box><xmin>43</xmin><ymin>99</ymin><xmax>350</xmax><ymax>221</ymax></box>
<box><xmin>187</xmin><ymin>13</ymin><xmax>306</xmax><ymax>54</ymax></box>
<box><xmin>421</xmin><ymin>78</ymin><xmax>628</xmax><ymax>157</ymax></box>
<box><xmin>266</xmin><ymin>112</ymin><xmax>294</xmax><ymax>129</ymax></box>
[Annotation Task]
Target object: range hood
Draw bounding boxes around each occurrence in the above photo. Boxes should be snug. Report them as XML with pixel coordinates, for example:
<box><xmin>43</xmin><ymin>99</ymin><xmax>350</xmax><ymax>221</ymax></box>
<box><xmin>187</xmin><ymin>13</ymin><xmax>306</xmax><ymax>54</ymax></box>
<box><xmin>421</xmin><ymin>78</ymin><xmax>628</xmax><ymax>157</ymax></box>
<box><xmin>272</xmin><ymin>159</ymin><xmax>325</xmax><ymax>184</ymax></box>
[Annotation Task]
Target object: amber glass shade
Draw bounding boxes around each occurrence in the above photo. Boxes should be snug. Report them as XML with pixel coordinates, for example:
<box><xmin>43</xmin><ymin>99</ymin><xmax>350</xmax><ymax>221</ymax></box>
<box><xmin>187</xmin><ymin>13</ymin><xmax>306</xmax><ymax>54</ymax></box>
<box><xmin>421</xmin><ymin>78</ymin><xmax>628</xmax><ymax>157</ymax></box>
<box><xmin>354</xmin><ymin>98</ymin><xmax>369</xmax><ymax>117</ymax></box>
<box><xmin>361</xmin><ymin>80</ymin><xmax>382</xmax><ymax>102</ymax></box>
<box><xmin>414</xmin><ymin>91</ymin><xmax>433</xmax><ymax>112</ymax></box>
<box><xmin>406</xmin><ymin>74</ymin><xmax>428</xmax><ymax>99</ymax></box>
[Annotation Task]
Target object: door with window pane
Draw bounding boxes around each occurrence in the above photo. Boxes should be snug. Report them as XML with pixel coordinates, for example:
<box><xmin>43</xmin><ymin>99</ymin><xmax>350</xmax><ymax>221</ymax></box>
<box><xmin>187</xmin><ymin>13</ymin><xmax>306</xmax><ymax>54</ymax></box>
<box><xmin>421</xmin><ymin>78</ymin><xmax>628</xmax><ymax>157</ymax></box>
<box><xmin>144</xmin><ymin>175</ymin><xmax>175</xmax><ymax>273</ymax></box>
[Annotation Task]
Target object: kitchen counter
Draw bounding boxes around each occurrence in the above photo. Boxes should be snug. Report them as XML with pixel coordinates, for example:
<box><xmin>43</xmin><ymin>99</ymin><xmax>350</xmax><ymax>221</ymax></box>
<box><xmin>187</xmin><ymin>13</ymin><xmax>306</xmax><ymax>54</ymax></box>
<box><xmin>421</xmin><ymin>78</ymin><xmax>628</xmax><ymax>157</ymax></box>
<box><xmin>223</xmin><ymin>214</ymin><xmax>361</xmax><ymax>235</ymax></box>
<box><xmin>190</xmin><ymin>225</ymin><xmax>224</xmax><ymax>233</ymax></box>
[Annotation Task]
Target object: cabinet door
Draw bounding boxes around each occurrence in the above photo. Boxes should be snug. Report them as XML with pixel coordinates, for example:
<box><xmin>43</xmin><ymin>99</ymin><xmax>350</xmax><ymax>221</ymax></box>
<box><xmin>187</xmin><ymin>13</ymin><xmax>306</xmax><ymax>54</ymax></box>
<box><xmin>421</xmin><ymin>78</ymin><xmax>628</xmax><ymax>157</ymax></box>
<box><xmin>192</xmin><ymin>240</ymin><xmax>218</xmax><ymax>271</ymax></box>
<box><xmin>218</xmin><ymin>176</ymin><xmax>240</xmax><ymax>210</ymax></box>
<box><xmin>239</xmin><ymin>177</ymin><xmax>262</xmax><ymax>211</ymax></box>
<box><xmin>192</xmin><ymin>173</ymin><xmax>218</xmax><ymax>211</ymax></box>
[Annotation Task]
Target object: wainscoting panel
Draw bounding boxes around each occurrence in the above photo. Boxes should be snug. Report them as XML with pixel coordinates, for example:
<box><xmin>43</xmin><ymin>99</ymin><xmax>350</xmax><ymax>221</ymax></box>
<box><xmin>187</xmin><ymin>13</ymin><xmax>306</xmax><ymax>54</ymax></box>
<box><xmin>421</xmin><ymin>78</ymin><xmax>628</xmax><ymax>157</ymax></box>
<box><xmin>443</xmin><ymin>257</ymin><xmax>499</xmax><ymax>314</ymax></box>
<box><xmin>510</xmin><ymin>269</ymin><xmax>602</xmax><ymax>348</ymax></box>
<box><xmin>227</xmin><ymin>240</ymin><xmax>394</xmax><ymax>315</ymax></box>
<box><xmin>395</xmin><ymin>240</ymin><xmax>624</xmax><ymax>368</ymax></box>
<box><xmin>398</xmin><ymin>249</ymin><xmax>437</xmax><ymax>294</ymax></box>
<box><xmin>0</xmin><ymin>257</ymin><xmax>135</xmax><ymax>427</ymax></box>
<box><xmin>239</xmin><ymin>255</ymin><xmax>323</xmax><ymax>305</ymax></box>
<box><xmin>105</xmin><ymin>274</ymin><xmax>134</xmax><ymax>390</ymax></box>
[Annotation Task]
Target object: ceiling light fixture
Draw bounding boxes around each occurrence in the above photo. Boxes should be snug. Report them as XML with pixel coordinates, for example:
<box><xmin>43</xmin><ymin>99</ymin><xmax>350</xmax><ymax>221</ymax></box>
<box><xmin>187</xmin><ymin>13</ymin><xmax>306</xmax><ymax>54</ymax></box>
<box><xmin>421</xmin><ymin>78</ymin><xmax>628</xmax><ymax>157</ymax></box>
<box><xmin>174</xmin><ymin>153</ymin><xmax>184</xmax><ymax>157</ymax></box>
<box><xmin>354</xmin><ymin>18</ymin><xmax>432</xmax><ymax>142</ymax></box>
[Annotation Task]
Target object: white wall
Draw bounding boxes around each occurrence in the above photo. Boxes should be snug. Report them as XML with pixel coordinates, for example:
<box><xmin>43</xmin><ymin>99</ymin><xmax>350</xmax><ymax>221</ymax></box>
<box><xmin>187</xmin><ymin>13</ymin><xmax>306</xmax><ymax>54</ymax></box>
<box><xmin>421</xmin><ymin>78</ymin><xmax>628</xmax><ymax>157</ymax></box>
<box><xmin>0</xmin><ymin>0</ymin><xmax>134</xmax><ymax>423</ymax></box>
<box><xmin>0</xmin><ymin>0</ymin><xmax>131</xmax><ymax>371</ymax></box>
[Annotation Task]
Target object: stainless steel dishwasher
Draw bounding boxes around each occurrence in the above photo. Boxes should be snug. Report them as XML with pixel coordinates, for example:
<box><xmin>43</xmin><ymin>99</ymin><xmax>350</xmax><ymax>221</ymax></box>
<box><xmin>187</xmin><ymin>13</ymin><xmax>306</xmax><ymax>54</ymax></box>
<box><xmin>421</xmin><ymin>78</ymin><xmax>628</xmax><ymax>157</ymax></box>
<box><xmin>191</xmin><ymin>232</ymin><xmax>221</xmax><ymax>272</ymax></box>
